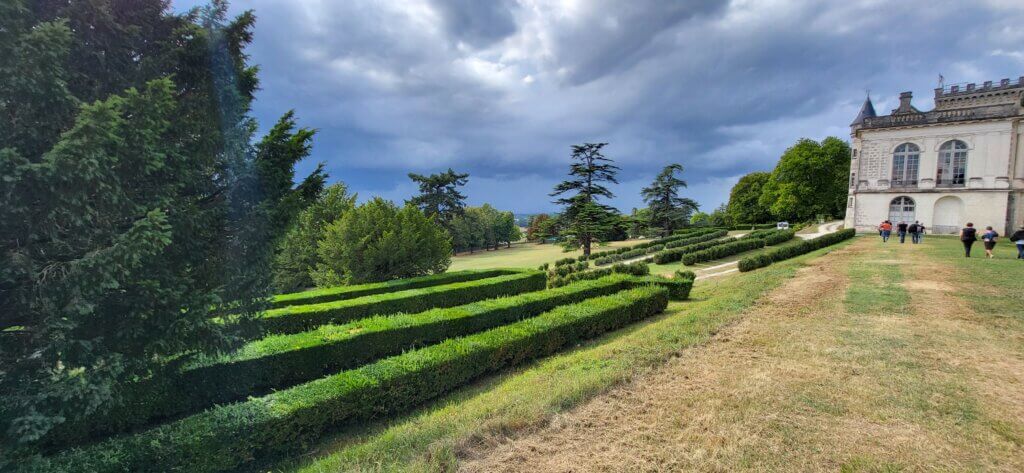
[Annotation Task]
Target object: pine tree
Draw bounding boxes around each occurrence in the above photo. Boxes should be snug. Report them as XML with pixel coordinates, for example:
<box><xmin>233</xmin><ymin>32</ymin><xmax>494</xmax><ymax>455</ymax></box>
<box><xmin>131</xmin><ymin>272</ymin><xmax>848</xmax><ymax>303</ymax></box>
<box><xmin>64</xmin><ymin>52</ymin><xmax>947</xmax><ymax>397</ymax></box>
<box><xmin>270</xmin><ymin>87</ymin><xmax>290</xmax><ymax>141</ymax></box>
<box><xmin>0</xmin><ymin>0</ymin><xmax>317</xmax><ymax>446</ymax></box>
<box><xmin>550</xmin><ymin>143</ymin><xmax>620</xmax><ymax>255</ymax></box>
<box><xmin>641</xmin><ymin>164</ymin><xmax>699</xmax><ymax>237</ymax></box>
<box><xmin>407</xmin><ymin>168</ymin><xmax>469</xmax><ymax>231</ymax></box>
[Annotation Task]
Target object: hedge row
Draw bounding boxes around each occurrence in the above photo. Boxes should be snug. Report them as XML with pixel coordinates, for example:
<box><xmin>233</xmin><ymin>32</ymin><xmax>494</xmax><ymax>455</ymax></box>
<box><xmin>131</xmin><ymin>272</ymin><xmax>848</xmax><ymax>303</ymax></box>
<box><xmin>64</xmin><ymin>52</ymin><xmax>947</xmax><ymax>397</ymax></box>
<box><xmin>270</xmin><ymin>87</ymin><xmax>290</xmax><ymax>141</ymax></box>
<box><xmin>270</xmin><ymin>269</ymin><xmax>518</xmax><ymax>309</ymax></box>
<box><xmin>589</xmin><ymin>229</ymin><xmax>726</xmax><ymax>265</ymax></box>
<box><xmin>256</xmin><ymin>271</ymin><xmax>546</xmax><ymax>334</ymax></box>
<box><xmin>39</xmin><ymin>275</ymin><xmax>644</xmax><ymax>448</ymax></box>
<box><xmin>738</xmin><ymin>228</ymin><xmax>855</xmax><ymax>272</ymax></box>
<box><xmin>547</xmin><ymin>260</ymin><xmax>588</xmax><ymax>277</ymax></box>
<box><xmin>660</xmin><ymin>230</ymin><xmax>729</xmax><ymax>250</ymax></box>
<box><xmin>730</xmin><ymin>223</ymin><xmax>777</xmax><ymax>231</ymax></box>
<box><xmin>651</xmin><ymin>237</ymin><xmax>737</xmax><ymax>264</ymax></box>
<box><xmin>37</xmin><ymin>287</ymin><xmax>670</xmax><ymax>473</ymax></box>
<box><xmin>547</xmin><ymin>261</ymin><xmax>647</xmax><ymax>288</ymax></box>
<box><xmin>681</xmin><ymin>238</ymin><xmax>766</xmax><ymax>266</ymax></box>
<box><xmin>751</xmin><ymin>229</ymin><xmax>796</xmax><ymax>246</ymax></box>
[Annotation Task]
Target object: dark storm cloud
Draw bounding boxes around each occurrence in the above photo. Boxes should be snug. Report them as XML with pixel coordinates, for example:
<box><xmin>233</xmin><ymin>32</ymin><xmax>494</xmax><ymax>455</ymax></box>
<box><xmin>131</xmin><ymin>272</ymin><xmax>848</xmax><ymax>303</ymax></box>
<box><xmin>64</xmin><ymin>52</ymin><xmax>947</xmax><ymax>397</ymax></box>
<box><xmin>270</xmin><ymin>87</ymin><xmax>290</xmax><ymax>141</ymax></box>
<box><xmin>173</xmin><ymin>0</ymin><xmax>1024</xmax><ymax>213</ymax></box>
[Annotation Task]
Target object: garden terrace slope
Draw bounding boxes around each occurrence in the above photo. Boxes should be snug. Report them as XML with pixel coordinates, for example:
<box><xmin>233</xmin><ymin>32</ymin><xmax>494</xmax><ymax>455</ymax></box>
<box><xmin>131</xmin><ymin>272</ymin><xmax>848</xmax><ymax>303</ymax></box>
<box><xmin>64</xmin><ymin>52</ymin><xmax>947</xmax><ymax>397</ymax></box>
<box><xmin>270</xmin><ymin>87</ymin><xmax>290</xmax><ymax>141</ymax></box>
<box><xmin>38</xmin><ymin>287</ymin><xmax>670</xmax><ymax>473</ymax></box>
<box><xmin>270</xmin><ymin>269</ymin><xmax>520</xmax><ymax>309</ymax></box>
<box><xmin>256</xmin><ymin>271</ymin><xmax>546</xmax><ymax>334</ymax></box>
<box><xmin>39</xmin><ymin>275</ymin><xmax>672</xmax><ymax>447</ymax></box>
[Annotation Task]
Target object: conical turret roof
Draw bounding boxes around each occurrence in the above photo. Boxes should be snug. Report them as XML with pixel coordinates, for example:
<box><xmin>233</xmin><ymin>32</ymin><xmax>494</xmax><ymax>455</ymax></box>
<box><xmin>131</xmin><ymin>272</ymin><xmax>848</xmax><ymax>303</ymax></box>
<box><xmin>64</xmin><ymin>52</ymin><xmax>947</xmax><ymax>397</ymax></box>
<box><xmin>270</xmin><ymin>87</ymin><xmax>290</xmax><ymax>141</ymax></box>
<box><xmin>850</xmin><ymin>95</ymin><xmax>876</xmax><ymax>126</ymax></box>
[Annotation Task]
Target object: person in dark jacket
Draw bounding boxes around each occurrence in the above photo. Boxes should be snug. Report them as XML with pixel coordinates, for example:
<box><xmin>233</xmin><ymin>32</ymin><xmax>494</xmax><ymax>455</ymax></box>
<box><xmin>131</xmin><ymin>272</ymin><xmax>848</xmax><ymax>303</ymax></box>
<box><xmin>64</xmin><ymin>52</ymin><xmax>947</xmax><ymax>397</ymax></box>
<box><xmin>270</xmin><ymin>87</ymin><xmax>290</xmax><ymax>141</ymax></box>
<box><xmin>908</xmin><ymin>221</ymin><xmax>921</xmax><ymax>244</ymax></box>
<box><xmin>896</xmin><ymin>221</ymin><xmax>909</xmax><ymax>243</ymax></box>
<box><xmin>960</xmin><ymin>222</ymin><xmax>978</xmax><ymax>257</ymax></box>
<box><xmin>1010</xmin><ymin>226</ymin><xmax>1024</xmax><ymax>260</ymax></box>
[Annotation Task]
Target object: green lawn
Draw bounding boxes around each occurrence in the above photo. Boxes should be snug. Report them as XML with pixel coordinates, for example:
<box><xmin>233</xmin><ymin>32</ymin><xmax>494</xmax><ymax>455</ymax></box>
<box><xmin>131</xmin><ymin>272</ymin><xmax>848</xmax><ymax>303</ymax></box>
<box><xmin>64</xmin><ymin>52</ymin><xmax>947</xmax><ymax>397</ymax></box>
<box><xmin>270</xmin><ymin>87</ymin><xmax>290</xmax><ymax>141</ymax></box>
<box><xmin>280</xmin><ymin>240</ymin><xmax>853</xmax><ymax>472</ymax></box>
<box><xmin>449</xmin><ymin>240</ymin><xmax>647</xmax><ymax>271</ymax></box>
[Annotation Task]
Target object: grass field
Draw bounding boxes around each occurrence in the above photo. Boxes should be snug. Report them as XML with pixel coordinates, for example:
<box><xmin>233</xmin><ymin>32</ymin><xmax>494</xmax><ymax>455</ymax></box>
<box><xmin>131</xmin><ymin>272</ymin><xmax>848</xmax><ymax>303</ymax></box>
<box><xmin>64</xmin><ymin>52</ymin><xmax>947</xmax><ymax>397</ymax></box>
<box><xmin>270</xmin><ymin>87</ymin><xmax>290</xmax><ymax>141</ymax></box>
<box><xmin>449</xmin><ymin>239</ymin><xmax>647</xmax><ymax>271</ymax></box>
<box><xmin>281</xmin><ymin>239</ymin><xmax>853</xmax><ymax>472</ymax></box>
<box><xmin>275</xmin><ymin>235</ymin><xmax>1024</xmax><ymax>471</ymax></box>
<box><xmin>456</xmin><ymin>236</ymin><xmax>1024</xmax><ymax>471</ymax></box>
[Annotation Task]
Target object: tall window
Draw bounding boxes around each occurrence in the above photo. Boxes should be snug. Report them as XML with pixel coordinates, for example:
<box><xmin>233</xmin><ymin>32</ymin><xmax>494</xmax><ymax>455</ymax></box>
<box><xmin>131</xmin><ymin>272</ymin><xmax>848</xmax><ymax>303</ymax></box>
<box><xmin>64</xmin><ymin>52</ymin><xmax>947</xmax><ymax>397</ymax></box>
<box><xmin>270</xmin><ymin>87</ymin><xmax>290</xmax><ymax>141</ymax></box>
<box><xmin>891</xmin><ymin>143</ymin><xmax>919</xmax><ymax>187</ymax></box>
<box><xmin>888</xmin><ymin>196</ymin><xmax>915</xmax><ymax>223</ymax></box>
<box><xmin>936</xmin><ymin>140</ymin><xmax>967</xmax><ymax>187</ymax></box>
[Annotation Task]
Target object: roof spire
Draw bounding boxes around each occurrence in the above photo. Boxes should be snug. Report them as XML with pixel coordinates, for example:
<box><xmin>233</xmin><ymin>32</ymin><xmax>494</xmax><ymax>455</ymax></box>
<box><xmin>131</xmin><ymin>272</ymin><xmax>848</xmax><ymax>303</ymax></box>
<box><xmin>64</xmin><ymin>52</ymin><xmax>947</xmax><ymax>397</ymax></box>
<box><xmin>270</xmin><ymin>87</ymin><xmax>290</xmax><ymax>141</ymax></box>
<box><xmin>850</xmin><ymin>92</ymin><xmax>876</xmax><ymax>127</ymax></box>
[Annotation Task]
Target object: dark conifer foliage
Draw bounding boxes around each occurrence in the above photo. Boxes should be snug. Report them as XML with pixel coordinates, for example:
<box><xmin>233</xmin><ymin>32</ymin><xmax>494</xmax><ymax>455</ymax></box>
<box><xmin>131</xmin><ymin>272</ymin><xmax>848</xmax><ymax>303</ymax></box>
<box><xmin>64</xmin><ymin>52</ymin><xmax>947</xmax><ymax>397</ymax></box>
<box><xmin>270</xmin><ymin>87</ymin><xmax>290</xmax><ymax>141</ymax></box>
<box><xmin>407</xmin><ymin>168</ymin><xmax>469</xmax><ymax>231</ymax></box>
<box><xmin>641</xmin><ymin>164</ymin><xmax>699</xmax><ymax>237</ymax></box>
<box><xmin>0</xmin><ymin>0</ymin><xmax>318</xmax><ymax>446</ymax></box>
<box><xmin>550</xmin><ymin>143</ymin><xmax>620</xmax><ymax>255</ymax></box>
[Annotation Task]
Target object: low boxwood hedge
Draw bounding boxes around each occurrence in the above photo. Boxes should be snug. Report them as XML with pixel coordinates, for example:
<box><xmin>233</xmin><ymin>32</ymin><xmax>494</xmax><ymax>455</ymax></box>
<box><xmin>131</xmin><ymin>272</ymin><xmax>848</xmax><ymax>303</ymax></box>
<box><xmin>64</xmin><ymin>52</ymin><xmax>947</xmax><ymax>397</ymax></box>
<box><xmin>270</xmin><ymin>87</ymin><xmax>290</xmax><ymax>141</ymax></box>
<box><xmin>38</xmin><ymin>275</ymin><xmax>650</xmax><ymax>448</ymax></box>
<box><xmin>651</xmin><ymin>237</ymin><xmax>737</xmax><ymax>264</ymax></box>
<box><xmin>270</xmin><ymin>269</ymin><xmax>519</xmax><ymax>309</ymax></box>
<box><xmin>256</xmin><ymin>271</ymin><xmax>546</xmax><ymax>334</ymax></box>
<box><xmin>750</xmin><ymin>229</ymin><xmax>796</xmax><ymax>246</ymax></box>
<box><xmin>681</xmin><ymin>238</ymin><xmax>766</xmax><ymax>266</ymax></box>
<box><xmin>738</xmin><ymin>228</ymin><xmax>855</xmax><ymax>272</ymax></box>
<box><xmin>36</xmin><ymin>287</ymin><xmax>669</xmax><ymax>473</ymax></box>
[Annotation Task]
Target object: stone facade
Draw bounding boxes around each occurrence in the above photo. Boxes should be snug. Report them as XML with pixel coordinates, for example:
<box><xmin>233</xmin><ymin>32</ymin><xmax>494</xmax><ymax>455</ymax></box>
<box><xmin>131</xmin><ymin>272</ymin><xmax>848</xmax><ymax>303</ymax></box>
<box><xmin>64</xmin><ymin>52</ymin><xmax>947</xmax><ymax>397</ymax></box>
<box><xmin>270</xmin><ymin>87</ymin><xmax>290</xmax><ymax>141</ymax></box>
<box><xmin>845</xmin><ymin>76</ymin><xmax>1024</xmax><ymax>234</ymax></box>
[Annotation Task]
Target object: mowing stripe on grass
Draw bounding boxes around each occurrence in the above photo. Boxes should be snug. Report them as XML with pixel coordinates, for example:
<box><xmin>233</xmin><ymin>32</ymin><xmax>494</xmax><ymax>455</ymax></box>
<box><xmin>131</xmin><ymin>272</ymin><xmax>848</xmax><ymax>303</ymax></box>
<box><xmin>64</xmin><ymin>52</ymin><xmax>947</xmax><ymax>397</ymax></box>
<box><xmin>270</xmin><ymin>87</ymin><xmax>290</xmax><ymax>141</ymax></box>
<box><xmin>256</xmin><ymin>271</ymin><xmax>546</xmax><ymax>334</ymax></box>
<box><xmin>844</xmin><ymin>256</ymin><xmax>909</xmax><ymax>315</ymax></box>
<box><xmin>37</xmin><ymin>287</ymin><xmax>669</xmax><ymax>473</ymax></box>
<box><xmin>38</xmin><ymin>275</ymin><xmax>675</xmax><ymax>448</ymax></box>
<box><xmin>271</xmin><ymin>269</ymin><xmax>520</xmax><ymax>309</ymax></box>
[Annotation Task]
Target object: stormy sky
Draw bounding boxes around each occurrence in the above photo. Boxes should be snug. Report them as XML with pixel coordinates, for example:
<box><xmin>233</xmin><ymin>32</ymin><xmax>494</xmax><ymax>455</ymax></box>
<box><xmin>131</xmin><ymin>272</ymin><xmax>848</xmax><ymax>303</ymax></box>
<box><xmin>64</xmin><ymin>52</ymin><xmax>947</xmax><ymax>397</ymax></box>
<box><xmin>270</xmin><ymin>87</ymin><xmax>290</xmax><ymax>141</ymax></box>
<box><xmin>173</xmin><ymin>0</ymin><xmax>1024</xmax><ymax>213</ymax></box>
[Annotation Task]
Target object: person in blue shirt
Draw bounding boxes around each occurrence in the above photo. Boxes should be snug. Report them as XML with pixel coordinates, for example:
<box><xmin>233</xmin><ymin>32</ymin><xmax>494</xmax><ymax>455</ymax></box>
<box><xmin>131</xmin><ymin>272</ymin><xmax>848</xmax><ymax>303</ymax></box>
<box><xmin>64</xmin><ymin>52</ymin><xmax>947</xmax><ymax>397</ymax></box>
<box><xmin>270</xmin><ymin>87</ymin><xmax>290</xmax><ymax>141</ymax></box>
<box><xmin>982</xmin><ymin>226</ymin><xmax>999</xmax><ymax>259</ymax></box>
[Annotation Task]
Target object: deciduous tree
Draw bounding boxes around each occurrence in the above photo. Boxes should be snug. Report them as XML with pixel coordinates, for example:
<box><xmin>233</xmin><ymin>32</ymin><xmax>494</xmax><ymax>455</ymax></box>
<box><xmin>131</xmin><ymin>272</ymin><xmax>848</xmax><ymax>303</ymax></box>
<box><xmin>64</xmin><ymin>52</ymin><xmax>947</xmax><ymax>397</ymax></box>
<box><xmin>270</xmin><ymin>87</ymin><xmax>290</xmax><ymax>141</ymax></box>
<box><xmin>759</xmin><ymin>137</ymin><xmax>850</xmax><ymax>222</ymax></box>
<box><xmin>726</xmin><ymin>172</ymin><xmax>772</xmax><ymax>224</ymax></box>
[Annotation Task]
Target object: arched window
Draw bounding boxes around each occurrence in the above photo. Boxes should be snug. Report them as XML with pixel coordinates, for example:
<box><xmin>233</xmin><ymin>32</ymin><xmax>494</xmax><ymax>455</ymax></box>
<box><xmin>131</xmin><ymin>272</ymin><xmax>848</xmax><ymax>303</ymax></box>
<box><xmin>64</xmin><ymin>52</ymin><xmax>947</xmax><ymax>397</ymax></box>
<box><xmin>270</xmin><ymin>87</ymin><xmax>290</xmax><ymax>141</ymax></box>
<box><xmin>891</xmin><ymin>143</ymin><xmax>920</xmax><ymax>187</ymax></box>
<box><xmin>937</xmin><ymin>140</ymin><xmax>968</xmax><ymax>187</ymax></box>
<box><xmin>889</xmin><ymin>196</ymin><xmax>915</xmax><ymax>223</ymax></box>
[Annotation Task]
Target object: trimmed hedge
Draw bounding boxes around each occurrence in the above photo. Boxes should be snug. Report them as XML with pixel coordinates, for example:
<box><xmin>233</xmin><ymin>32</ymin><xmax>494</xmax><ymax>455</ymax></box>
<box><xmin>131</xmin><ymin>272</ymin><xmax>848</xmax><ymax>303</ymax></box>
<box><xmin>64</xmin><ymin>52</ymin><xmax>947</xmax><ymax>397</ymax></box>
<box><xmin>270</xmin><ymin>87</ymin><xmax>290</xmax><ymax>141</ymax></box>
<box><xmin>548</xmin><ymin>261</ymin><xmax>647</xmax><ymax>289</ymax></box>
<box><xmin>37</xmin><ymin>287</ymin><xmax>669</xmax><ymax>473</ymax></box>
<box><xmin>738</xmin><ymin>228</ymin><xmax>855</xmax><ymax>272</ymax></box>
<box><xmin>651</xmin><ymin>237</ymin><xmax>737</xmax><ymax>264</ymax></box>
<box><xmin>681</xmin><ymin>238</ymin><xmax>766</xmax><ymax>266</ymax></box>
<box><xmin>750</xmin><ymin>229</ymin><xmax>796</xmax><ymax>246</ymax></box>
<box><xmin>39</xmin><ymin>275</ymin><xmax>647</xmax><ymax>448</ymax></box>
<box><xmin>270</xmin><ymin>269</ymin><xmax>518</xmax><ymax>309</ymax></box>
<box><xmin>730</xmin><ymin>223</ymin><xmax>777</xmax><ymax>231</ymax></box>
<box><xmin>256</xmin><ymin>271</ymin><xmax>546</xmax><ymax>334</ymax></box>
<box><xmin>591</xmin><ymin>230</ymin><xmax>729</xmax><ymax>266</ymax></box>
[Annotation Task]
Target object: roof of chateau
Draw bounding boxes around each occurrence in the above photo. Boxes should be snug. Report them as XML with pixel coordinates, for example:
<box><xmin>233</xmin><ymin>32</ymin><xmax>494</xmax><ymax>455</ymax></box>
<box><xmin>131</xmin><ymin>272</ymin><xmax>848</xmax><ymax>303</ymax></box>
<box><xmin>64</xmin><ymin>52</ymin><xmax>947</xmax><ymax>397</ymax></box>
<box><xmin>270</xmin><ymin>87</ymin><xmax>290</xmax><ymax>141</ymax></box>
<box><xmin>853</xmin><ymin>76</ymin><xmax>1024</xmax><ymax>131</ymax></box>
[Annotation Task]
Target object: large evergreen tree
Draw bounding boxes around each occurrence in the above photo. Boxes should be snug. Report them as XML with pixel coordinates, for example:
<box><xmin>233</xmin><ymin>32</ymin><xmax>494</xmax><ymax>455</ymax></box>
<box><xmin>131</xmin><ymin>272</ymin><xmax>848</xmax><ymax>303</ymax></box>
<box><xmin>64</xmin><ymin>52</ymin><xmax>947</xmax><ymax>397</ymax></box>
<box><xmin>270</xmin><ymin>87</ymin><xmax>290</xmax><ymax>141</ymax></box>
<box><xmin>641</xmin><ymin>164</ymin><xmax>699</xmax><ymax>237</ymax></box>
<box><xmin>407</xmin><ymin>168</ymin><xmax>469</xmax><ymax>231</ymax></box>
<box><xmin>0</xmin><ymin>0</ymin><xmax>318</xmax><ymax>446</ymax></box>
<box><xmin>550</xmin><ymin>143</ymin><xmax>620</xmax><ymax>256</ymax></box>
<box><xmin>273</xmin><ymin>183</ymin><xmax>357</xmax><ymax>292</ymax></box>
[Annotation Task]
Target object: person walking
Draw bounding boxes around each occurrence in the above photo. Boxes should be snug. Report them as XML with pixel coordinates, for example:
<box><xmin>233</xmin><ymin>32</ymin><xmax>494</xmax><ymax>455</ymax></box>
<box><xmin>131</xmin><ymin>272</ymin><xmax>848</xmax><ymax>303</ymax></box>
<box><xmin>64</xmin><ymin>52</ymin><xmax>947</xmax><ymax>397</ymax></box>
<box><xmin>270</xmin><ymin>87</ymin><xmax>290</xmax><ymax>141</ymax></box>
<box><xmin>908</xmin><ymin>221</ymin><xmax>921</xmax><ymax>244</ymax></box>
<box><xmin>918</xmin><ymin>222</ymin><xmax>926</xmax><ymax>243</ymax></box>
<box><xmin>982</xmin><ymin>226</ymin><xmax>999</xmax><ymax>259</ymax></box>
<box><xmin>1010</xmin><ymin>225</ymin><xmax>1024</xmax><ymax>260</ymax></box>
<box><xmin>897</xmin><ymin>221</ymin><xmax>908</xmax><ymax>243</ymax></box>
<box><xmin>880</xmin><ymin>220</ymin><xmax>892</xmax><ymax>243</ymax></box>
<box><xmin>960</xmin><ymin>222</ymin><xmax>978</xmax><ymax>257</ymax></box>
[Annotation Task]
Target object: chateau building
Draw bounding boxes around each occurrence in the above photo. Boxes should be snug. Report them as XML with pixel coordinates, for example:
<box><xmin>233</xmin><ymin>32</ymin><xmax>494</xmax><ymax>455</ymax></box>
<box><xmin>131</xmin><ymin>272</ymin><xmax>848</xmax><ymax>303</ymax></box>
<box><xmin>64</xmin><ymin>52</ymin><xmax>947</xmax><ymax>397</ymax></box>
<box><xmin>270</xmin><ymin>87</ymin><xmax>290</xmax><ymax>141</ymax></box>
<box><xmin>845</xmin><ymin>76</ymin><xmax>1024</xmax><ymax>234</ymax></box>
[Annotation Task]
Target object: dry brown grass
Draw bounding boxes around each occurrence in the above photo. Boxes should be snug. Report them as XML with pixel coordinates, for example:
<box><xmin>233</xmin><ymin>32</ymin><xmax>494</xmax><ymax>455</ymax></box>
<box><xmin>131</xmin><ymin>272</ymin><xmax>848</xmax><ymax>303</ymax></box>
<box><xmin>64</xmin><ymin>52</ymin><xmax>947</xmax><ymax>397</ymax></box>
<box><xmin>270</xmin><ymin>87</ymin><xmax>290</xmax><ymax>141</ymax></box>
<box><xmin>457</xmin><ymin>238</ymin><xmax>1024</xmax><ymax>472</ymax></box>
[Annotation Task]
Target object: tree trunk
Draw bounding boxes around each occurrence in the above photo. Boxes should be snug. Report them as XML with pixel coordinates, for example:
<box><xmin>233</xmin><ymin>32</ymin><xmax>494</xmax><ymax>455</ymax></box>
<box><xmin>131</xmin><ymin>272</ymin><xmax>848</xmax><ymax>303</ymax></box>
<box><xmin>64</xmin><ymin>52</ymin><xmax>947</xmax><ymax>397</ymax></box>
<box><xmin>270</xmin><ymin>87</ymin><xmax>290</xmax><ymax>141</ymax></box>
<box><xmin>583</xmin><ymin>235</ymin><xmax>591</xmax><ymax>256</ymax></box>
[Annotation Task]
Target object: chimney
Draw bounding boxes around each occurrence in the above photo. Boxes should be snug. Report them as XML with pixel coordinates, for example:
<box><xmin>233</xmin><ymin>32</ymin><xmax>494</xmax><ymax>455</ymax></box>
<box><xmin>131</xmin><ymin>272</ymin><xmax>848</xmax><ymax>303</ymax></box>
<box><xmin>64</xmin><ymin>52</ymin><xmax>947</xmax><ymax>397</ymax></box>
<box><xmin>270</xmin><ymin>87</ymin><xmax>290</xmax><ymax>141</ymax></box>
<box><xmin>897</xmin><ymin>91</ymin><xmax>914</xmax><ymax>113</ymax></box>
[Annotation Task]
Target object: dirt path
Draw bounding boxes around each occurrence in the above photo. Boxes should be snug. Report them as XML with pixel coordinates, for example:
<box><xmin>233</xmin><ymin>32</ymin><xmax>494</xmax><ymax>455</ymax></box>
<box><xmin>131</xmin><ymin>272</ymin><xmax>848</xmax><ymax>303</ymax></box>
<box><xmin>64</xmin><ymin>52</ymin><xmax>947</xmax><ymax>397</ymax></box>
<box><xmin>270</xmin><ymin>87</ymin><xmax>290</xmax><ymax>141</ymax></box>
<box><xmin>457</xmin><ymin>238</ymin><xmax>1024</xmax><ymax>472</ymax></box>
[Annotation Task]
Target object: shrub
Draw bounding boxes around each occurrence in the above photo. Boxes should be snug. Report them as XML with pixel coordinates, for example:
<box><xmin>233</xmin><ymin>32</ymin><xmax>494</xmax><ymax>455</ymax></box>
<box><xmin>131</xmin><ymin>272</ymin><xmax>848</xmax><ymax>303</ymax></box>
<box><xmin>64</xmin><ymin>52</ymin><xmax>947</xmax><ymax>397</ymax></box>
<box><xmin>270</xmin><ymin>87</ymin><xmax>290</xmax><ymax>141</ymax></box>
<box><xmin>755</xmin><ymin>229</ymin><xmax>796</xmax><ymax>246</ymax></box>
<box><xmin>729</xmin><ymin>223</ymin><xmax>776</xmax><ymax>231</ymax></box>
<box><xmin>548</xmin><ymin>262</ymin><xmax>650</xmax><ymax>289</ymax></box>
<box><xmin>39</xmin><ymin>287</ymin><xmax>669</xmax><ymax>473</ymax></box>
<box><xmin>317</xmin><ymin>198</ymin><xmax>451</xmax><ymax>284</ymax></box>
<box><xmin>660</xmin><ymin>230</ymin><xmax>728</xmax><ymax>250</ymax></box>
<box><xmin>553</xmin><ymin>257</ymin><xmax>577</xmax><ymax>267</ymax></box>
<box><xmin>675</xmin><ymin>270</ymin><xmax>696</xmax><ymax>281</ymax></box>
<box><xmin>738</xmin><ymin>229</ymin><xmax>855</xmax><ymax>272</ymax></box>
<box><xmin>256</xmin><ymin>271</ymin><xmax>546</xmax><ymax>334</ymax></box>
<box><xmin>681</xmin><ymin>238</ymin><xmax>766</xmax><ymax>266</ymax></box>
<box><xmin>271</xmin><ymin>269</ymin><xmax>519</xmax><ymax>309</ymax></box>
<box><xmin>272</xmin><ymin>183</ymin><xmax>357</xmax><ymax>292</ymax></box>
<box><xmin>652</xmin><ymin>237</ymin><xmax>737</xmax><ymax>264</ymax></box>
<box><xmin>40</xmin><ymin>275</ymin><xmax>645</xmax><ymax>447</ymax></box>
